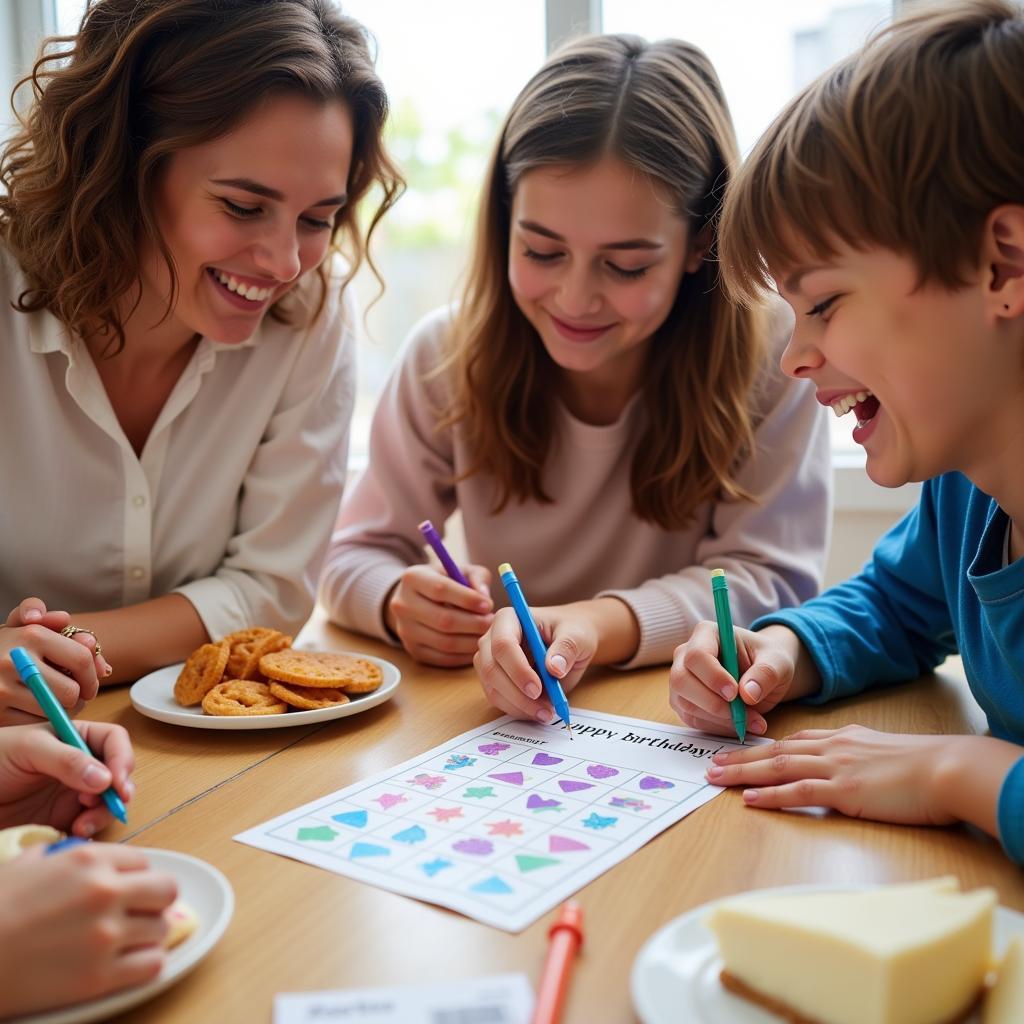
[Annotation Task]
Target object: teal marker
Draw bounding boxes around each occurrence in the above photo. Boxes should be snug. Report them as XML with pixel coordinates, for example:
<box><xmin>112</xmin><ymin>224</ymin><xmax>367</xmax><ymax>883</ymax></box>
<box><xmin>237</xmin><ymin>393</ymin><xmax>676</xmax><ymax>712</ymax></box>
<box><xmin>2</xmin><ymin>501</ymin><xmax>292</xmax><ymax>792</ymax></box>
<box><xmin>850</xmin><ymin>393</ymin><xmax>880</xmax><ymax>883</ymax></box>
<box><xmin>9</xmin><ymin>647</ymin><xmax>128</xmax><ymax>823</ymax></box>
<box><xmin>498</xmin><ymin>563</ymin><xmax>573</xmax><ymax>736</ymax></box>
<box><xmin>710</xmin><ymin>569</ymin><xmax>746</xmax><ymax>744</ymax></box>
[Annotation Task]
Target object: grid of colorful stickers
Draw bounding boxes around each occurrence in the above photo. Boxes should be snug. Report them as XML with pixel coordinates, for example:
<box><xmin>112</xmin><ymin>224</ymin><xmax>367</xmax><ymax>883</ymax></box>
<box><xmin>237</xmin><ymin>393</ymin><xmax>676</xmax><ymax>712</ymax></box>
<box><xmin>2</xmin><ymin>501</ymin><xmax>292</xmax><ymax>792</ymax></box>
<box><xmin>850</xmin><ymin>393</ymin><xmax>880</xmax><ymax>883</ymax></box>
<box><xmin>235</xmin><ymin>709</ymin><xmax>753</xmax><ymax>931</ymax></box>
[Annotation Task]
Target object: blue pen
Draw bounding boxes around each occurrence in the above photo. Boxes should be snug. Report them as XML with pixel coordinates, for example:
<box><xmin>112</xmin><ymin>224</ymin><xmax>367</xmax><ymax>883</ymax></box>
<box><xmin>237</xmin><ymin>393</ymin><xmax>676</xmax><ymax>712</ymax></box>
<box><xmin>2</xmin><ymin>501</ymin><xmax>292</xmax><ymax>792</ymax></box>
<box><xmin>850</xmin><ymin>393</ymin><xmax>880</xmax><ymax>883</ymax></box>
<box><xmin>9</xmin><ymin>647</ymin><xmax>128</xmax><ymax>824</ymax></box>
<box><xmin>497</xmin><ymin>563</ymin><xmax>573</xmax><ymax>737</ymax></box>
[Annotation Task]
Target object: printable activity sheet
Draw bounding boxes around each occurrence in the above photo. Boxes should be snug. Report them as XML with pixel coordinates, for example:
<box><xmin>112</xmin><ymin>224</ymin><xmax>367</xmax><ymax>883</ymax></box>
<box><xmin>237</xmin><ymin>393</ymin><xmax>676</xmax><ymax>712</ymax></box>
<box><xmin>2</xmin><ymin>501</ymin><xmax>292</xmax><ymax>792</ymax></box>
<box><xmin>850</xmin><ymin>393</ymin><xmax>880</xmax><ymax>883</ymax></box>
<box><xmin>236</xmin><ymin>709</ymin><xmax>752</xmax><ymax>932</ymax></box>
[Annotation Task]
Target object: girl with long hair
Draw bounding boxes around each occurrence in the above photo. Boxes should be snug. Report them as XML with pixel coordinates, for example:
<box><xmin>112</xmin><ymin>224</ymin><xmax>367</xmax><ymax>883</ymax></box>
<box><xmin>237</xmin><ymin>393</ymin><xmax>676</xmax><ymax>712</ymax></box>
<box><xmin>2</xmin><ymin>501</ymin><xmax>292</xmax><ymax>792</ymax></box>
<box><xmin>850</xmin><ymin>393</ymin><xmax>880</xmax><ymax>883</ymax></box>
<box><xmin>322</xmin><ymin>35</ymin><xmax>830</xmax><ymax>725</ymax></box>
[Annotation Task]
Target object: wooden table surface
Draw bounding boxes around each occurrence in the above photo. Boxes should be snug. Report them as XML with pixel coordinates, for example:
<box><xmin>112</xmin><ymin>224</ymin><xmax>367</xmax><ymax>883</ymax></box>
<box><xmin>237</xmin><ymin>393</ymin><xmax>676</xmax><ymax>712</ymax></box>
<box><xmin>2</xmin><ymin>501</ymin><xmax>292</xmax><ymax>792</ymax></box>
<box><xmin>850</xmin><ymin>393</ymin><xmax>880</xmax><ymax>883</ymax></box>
<box><xmin>86</xmin><ymin>613</ymin><xmax>1023</xmax><ymax>1022</ymax></box>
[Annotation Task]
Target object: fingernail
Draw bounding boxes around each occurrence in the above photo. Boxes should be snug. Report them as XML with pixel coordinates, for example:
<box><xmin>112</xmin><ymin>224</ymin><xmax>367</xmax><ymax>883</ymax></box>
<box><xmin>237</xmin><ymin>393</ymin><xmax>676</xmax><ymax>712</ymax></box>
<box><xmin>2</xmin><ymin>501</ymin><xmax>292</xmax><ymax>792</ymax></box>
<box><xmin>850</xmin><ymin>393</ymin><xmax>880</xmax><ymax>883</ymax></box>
<box><xmin>537</xmin><ymin>708</ymin><xmax>555</xmax><ymax>724</ymax></box>
<box><xmin>527</xmin><ymin>683</ymin><xmax>541</xmax><ymax>700</ymax></box>
<box><xmin>706</xmin><ymin>766</ymin><xmax>724</xmax><ymax>780</ymax></box>
<box><xmin>24</xmin><ymin>609</ymin><xmax>41</xmax><ymax>622</ymax></box>
<box><xmin>82</xmin><ymin>763</ymin><xmax>108</xmax><ymax>788</ymax></box>
<box><xmin>745</xmin><ymin>681</ymin><xmax>763</xmax><ymax>702</ymax></box>
<box><xmin>104</xmin><ymin>663</ymin><xmax>113</xmax><ymax>677</ymax></box>
<box><xmin>743</xmin><ymin>789</ymin><xmax>759</xmax><ymax>803</ymax></box>
<box><xmin>550</xmin><ymin>654</ymin><xmax>567</xmax><ymax>676</ymax></box>
<box><xmin>81</xmin><ymin>821</ymin><xmax>97</xmax><ymax>837</ymax></box>
<box><xmin>477</xmin><ymin>601</ymin><xmax>490</xmax><ymax>613</ymax></box>
<box><xmin>751</xmin><ymin>719</ymin><xmax>767</xmax><ymax>734</ymax></box>
<box><xmin>479</xmin><ymin>584</ymin><xmax>491</xmax><ymax>599</ymax></box>
<box><xmin>125</xmin><ymin>780</ymin><xmax>136</xmax><ymax>800</ymax></box>
<box><xmin>721</xmin><ymin>684</ymin><xmax>736</xmax><ymax>701</ymax></box>
<box><xmin>712</xmin><ymin>752</ymin><xmax>730</xmax><ymax>764</ymax></box>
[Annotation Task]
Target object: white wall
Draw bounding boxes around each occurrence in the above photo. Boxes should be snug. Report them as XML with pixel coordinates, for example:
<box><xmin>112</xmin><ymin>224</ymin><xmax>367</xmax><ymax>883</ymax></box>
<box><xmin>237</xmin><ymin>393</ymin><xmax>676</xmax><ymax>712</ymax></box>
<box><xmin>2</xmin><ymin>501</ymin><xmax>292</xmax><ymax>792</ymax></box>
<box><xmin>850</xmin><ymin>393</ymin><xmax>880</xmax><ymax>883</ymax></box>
<box><xmin>1</xmin><ymin>1</ymin><xmax>56</xmax><ymax>140</ymax></box>
<box><xmin>826</xmin><ymin>462</ymin><xmax>918</xmax><ymax>586</ymax></box>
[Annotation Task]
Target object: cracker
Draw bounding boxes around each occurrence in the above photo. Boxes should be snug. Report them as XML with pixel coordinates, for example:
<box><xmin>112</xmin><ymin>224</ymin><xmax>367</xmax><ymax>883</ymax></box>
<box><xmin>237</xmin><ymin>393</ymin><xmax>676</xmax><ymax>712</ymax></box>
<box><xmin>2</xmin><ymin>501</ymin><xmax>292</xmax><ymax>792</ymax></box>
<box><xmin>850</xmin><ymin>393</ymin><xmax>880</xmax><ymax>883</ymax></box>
<box><xmin>174</xmin><ymin>641</ymin><xmax>230</xmax><ymax>706</ymax></box>
<box><xmin>201</xmin><ymin>679</ymin><xmax>288</xmax><ymax>716</ymax></box>
<box><xmin>223</xmin><ymin>627</ymin><xmax>292</xmax><ymax>681</ymax></box>
<box><xmin>268</xmin><ymin>680</ymin><xmax>351</xmax><ymax>710</ymax></box>
<box><xmin>259</xmin><ymin>650</ymin><xmax>382</xmax><ymax>692</ymax></box>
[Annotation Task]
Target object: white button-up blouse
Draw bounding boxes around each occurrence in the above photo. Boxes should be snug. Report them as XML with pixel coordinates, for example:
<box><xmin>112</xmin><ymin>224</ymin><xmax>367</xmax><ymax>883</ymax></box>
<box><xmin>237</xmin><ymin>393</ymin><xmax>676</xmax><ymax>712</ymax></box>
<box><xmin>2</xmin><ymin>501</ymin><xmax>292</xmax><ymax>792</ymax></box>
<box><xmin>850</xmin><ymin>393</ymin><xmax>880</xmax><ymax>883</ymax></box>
<box><xmin>0</xmin><ymin>247</ymin><xmax>355</xmax><ymax>639</ymax></box>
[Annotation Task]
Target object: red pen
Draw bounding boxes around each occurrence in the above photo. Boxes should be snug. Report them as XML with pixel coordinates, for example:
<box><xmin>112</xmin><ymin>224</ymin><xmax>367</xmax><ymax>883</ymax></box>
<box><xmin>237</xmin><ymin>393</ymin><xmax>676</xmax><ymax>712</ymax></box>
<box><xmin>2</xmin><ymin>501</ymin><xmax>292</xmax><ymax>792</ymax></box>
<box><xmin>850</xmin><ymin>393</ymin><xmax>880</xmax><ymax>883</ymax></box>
<box><xmin>532</xmin><ymin>901</ymin><xmax>584</xmax><ymax>1024</ymax></box>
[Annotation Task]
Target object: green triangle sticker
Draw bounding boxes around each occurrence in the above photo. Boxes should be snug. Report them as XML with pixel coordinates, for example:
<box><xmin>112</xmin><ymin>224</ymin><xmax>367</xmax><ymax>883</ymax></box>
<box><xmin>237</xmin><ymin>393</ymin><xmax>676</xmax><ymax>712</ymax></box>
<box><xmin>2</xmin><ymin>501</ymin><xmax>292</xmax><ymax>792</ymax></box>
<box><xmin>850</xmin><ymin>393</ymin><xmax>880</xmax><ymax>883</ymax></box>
<box><xmin>515</xmin><ymin>853</ymin><xmax>560</xmax><ymax>873</ymax></box>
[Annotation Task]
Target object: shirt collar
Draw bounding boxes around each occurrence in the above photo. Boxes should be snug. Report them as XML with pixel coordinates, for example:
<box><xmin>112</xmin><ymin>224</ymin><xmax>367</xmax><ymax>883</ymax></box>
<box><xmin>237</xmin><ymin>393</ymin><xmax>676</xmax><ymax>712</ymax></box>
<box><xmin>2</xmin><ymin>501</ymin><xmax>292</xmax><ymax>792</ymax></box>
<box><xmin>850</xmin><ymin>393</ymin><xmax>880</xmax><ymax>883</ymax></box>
<box><xmin>27</xmin><ymin>309</ymin><xmax>266</xmax><ymax>358</ymax></box>
<box><xmin>27</xmin><ymin>308</ymin><xmax>72</xmax><ymax>355</ymax></box>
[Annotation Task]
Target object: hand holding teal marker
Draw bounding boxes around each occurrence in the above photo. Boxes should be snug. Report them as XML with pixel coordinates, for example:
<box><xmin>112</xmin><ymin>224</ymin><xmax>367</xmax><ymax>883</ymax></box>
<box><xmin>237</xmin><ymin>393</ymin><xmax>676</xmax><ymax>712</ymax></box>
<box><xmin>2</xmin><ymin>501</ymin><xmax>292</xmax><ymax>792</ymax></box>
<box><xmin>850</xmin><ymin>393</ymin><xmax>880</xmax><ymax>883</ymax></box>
<box><xmin>9</xmin><ymin>647</ymin><xmax>128</xmax><ymax>823</ymax></box>
<box><xmin>497</xmin><ymin>563</ymin><xmax>573</xmax><ymax>737</ymax></box>
<box><xmin>710</xmin><ymin>569</ymin><xmax>746</xmax><ymax>744</ymax></box>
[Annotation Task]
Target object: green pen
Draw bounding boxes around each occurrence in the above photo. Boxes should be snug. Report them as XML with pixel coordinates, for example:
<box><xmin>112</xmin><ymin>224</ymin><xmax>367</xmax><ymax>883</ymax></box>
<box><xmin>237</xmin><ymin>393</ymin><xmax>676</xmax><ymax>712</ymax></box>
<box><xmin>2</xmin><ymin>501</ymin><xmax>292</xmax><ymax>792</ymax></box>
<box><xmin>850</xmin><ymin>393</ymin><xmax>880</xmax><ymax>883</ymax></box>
<box><xmin>710</xmin><ymin>569</ymin><xmax>746</xmax><ymax>744</ymax></box>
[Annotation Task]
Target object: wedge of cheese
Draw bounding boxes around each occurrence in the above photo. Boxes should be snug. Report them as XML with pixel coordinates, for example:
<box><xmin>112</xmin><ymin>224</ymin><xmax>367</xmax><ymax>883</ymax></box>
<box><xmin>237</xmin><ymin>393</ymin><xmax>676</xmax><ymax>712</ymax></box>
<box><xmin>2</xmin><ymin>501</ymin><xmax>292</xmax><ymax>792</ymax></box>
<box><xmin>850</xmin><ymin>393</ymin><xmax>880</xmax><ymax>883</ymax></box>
<box><xmin>985</xmin><ymin>937</ymin><xmax>1024</xmax><ymax>1024</ymax></box>
<box><xmin>706</xmin><ymin>878</ymin><xmax>994</xmax><ymax>1024</ymax></box>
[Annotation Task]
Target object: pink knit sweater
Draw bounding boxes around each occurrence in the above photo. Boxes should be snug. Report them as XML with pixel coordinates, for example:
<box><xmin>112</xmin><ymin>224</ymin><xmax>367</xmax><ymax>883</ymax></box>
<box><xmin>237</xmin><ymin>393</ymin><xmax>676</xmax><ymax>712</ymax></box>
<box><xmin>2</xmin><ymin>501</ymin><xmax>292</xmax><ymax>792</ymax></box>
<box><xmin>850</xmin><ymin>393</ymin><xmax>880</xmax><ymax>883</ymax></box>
<box><xmin>321</xmin><ymin>303</ymin><xmax>832</xmax><ymax>667</ymax></box>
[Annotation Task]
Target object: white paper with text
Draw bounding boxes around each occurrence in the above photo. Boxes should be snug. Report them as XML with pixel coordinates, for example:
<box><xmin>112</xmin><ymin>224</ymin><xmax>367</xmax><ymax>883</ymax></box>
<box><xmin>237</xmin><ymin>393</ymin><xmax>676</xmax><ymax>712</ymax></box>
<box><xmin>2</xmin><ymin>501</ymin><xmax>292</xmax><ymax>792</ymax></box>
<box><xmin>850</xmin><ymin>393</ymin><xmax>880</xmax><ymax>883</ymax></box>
<box><xmin>237</xmin><ymin>709</ymin><xmax>753</xmax><ymax>932</ymax></box>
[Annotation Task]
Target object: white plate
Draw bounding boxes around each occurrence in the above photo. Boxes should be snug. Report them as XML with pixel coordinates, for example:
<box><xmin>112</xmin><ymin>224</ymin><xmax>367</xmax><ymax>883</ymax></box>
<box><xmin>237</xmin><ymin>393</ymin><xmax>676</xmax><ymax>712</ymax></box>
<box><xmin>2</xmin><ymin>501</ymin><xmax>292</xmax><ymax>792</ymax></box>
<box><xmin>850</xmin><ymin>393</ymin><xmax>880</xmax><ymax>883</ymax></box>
<box><xmin>129</xmin><ymin>652</ymin><xmax>401</xmax><ymax>730</ymax></box>
<box><xmin>631</xmin><ymin>882</ymin><xmax>1024</xmax><ymax>1024</ymax></box>
<box><xmin>15</xmin><ymin>848</ymin><xmax>233</xmax><ymax>1024</ymax></box>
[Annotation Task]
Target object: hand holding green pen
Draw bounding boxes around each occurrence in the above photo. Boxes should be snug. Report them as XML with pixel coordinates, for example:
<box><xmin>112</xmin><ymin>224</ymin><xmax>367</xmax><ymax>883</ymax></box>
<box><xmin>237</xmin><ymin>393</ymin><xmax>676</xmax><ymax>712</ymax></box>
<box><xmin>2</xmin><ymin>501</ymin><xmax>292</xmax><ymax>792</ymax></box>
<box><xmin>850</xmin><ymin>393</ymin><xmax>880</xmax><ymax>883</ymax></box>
<box><xmin>710</xmin><ymin>569</ymin><xmax>746</xmax><ymax>743</ymax></box>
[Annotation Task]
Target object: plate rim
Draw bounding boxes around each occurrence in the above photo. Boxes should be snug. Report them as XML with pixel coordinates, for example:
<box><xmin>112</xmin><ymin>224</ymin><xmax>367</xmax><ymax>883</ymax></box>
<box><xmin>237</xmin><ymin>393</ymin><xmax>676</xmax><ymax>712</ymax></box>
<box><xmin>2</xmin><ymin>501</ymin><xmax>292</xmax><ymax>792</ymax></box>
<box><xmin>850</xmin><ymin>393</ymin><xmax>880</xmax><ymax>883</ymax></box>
<box><xmin>129</xmin><ymin>651</ymin><xmax>401</xmax><ymax>730</ymax></box>
<box><xmin>11</xmin><ymin>847</ymin><xmax>234</xmax><ymax>1024</ymax></box>
<box><xmin>630</xmin><ymin>880</ymin><xmax>1024</xmax><ymax>1024</ymax></box>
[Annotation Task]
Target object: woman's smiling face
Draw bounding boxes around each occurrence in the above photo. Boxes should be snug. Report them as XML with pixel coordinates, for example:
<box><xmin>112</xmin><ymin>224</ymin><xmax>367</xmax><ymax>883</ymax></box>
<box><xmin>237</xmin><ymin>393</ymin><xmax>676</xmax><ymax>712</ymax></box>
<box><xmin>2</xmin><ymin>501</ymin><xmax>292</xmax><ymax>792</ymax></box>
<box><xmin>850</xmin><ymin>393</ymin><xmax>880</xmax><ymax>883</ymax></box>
<box><xmin>141</xmin><ymin>93</ymin><xmax>353</xmax><ymax>346</ymax></box>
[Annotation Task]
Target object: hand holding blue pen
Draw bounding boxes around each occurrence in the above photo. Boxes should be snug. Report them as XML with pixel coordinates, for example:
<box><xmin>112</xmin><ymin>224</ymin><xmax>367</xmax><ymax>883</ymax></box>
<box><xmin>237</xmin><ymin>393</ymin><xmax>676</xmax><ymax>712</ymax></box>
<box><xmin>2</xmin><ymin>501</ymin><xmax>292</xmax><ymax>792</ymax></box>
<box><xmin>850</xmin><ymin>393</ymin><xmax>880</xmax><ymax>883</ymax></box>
<box><xmin>9</xmin><ymin>647</ymin><xmax>128</xmax><ymax>824</ymax></box>
<box><xmin>497</xmin><ymin>563</ymin><xmax>573</xmax><ymax>736</ymax></box>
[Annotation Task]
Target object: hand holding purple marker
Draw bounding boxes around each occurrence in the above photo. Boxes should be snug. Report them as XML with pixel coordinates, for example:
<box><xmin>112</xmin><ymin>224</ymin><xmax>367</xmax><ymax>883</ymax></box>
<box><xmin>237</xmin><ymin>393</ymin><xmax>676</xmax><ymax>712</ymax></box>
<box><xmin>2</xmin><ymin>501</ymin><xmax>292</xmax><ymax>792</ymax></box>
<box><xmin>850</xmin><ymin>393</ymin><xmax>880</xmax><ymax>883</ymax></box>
<box><xmin>418</xmin><ymin>519</ymin><xmax>470</xmax><ymax>587</ymax></box>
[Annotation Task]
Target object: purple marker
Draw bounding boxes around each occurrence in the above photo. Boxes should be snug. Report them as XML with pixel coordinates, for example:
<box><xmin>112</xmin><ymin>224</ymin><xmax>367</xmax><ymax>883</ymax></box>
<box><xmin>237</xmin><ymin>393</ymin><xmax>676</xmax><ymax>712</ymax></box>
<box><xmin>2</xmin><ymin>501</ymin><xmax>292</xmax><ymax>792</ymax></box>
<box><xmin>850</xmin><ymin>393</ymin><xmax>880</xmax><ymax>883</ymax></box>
<box><xmin>418</xmin><ymin>519</ymin><xmax>470</xmax><ymax>587</ymax></box>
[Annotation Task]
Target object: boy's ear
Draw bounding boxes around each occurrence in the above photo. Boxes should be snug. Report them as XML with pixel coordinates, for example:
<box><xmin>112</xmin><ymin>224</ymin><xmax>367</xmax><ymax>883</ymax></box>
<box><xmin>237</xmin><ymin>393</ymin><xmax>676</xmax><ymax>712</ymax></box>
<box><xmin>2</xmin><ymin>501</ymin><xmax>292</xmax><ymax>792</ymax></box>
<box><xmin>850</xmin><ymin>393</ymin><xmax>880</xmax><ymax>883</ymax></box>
<box><xmin>982</xmin><ymin>205</ymin><xmax>1024</xmax><ymax>320</ymax></box>
<box><xmin>685</xmin><ymin>224</ymin><xmax>714</xmax><ymax>274</ymax></box>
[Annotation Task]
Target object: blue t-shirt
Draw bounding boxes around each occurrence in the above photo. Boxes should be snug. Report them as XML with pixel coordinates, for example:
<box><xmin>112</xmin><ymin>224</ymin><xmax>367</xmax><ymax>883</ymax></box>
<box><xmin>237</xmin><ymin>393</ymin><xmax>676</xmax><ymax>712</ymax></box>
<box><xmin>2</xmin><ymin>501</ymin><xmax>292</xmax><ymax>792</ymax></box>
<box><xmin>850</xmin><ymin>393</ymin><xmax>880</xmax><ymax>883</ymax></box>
<box><xmin>755</xmin><ymin>471</ymin><xmax>1024</xmax><ymax>863</ymax></box>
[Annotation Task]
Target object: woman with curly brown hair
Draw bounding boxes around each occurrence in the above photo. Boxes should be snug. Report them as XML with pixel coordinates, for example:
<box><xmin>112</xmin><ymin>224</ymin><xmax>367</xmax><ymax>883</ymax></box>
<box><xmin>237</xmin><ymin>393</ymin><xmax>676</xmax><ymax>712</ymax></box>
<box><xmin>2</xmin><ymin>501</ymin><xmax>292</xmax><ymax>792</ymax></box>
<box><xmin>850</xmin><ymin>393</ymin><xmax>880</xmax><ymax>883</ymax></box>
<box><xmin>0</xmin><ymin>0</ymin><xmax>402</xmax><ymax>723</ymax></box>
<box><xmin>322</xmin><ymin>35</ymin><xmax>831</xmax><ymax>726</ymax></box>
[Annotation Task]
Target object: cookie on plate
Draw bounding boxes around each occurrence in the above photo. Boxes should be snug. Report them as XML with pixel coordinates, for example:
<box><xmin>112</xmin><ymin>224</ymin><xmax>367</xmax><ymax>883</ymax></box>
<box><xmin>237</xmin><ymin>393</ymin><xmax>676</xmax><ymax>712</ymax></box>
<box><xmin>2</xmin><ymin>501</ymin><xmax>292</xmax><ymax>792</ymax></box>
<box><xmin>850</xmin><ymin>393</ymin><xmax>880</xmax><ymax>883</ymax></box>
<box><xmin>201</xmin><ymin>679</ymin><xmax>288</xmax><ymax>716</ymax></box>
<box><xmin>259</xmin><ymin>650</ymin><xmax>382</xmax><ymax>693</ymax></box>
<box><xmin>173</xmin><ymin>641</ymin><xmax>230</xmax><ymax>707</ymax></box>
<box><xmin>0</xmin><ymin>824</ymin><xmax>63</xmax><ymax>863</ymax></box>
<box><xmin>268</xmin><ymin>680</ymin><xmax>351</xmax><ymax>710</ymax></box>
<box><xmin>223</xmin><ymin>627</ymin><xmax>292</xmax><ymax>681</ymax></box>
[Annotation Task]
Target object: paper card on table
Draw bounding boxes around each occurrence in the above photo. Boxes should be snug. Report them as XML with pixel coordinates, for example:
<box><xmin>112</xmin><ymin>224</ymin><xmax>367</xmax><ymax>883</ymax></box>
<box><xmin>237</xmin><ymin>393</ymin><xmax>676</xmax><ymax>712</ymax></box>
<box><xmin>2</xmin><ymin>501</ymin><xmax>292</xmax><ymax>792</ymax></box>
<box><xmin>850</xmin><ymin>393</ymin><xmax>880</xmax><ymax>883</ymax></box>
<box><xmin>236</xmin><ymin>708</ymin><xmax>760</xmax><ymax>932</ymax></box>
<box><xmin>273</xmin><ymin>972</ymin><xmax>534</xmax><ymax>1024</ymax></box>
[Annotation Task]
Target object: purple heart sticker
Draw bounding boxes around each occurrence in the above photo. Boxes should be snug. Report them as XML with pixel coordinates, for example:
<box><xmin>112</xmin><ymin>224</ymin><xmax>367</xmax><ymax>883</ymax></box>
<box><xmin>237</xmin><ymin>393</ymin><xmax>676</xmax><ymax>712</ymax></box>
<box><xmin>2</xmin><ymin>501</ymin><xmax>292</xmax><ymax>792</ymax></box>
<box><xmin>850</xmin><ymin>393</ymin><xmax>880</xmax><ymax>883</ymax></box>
<box><xmin>527</xmin><ymin>794</ymin><xmax>560</xmax><ymax>810</ymax></box>
<box><xmin>639</xmin><ymin>775</ymin><xmax>675</xmax><ymax>791</ymax></box>
<box><xmin>532</xmin><ymin>752</ymin><xmax>563</xmax><ymax>766</ymax></box>
<box><xmin>586</xmin><ymin>764</ymin><xmax>619</xmax><ymax>780</ymax></box>
<box><xmin>558</xmin><ymin>779</ymin><xmax>593</xmax><ymax>793</ymax></box>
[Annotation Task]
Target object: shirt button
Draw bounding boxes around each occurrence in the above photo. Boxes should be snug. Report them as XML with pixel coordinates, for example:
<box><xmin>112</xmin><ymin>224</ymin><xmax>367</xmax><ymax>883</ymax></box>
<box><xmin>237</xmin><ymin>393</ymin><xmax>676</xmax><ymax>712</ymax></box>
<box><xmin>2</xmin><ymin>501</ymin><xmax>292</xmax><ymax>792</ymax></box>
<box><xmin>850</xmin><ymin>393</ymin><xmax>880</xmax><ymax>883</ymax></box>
<box><xmin>133</xmin><ymin>495</ymin><xmax>146</xmax><ymax>508</ymax></box>
<box><xmin>131</xmin><ymin>567</ymin><xmax>145</xmax><ymax>580</ymax></box>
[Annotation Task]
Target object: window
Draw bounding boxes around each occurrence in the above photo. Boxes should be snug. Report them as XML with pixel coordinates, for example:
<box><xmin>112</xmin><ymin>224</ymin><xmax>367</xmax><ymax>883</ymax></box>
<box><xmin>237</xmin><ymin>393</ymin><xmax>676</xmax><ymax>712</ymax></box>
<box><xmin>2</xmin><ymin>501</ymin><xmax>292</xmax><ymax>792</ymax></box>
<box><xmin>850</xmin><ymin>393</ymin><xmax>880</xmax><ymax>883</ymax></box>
<box><xmin>321</xmin><ymin>1</ymin><xmax>546</xmax><ymax>458</ymax></box>
<box><xmin>602</xmin><ymin>0</ymin><xmax>892</xmax><ymax>460</ymax></box>
<box><xmin>20</xmin><ymin>0</ymin><xmax>917</xmax><ymax>512</ymax></box>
